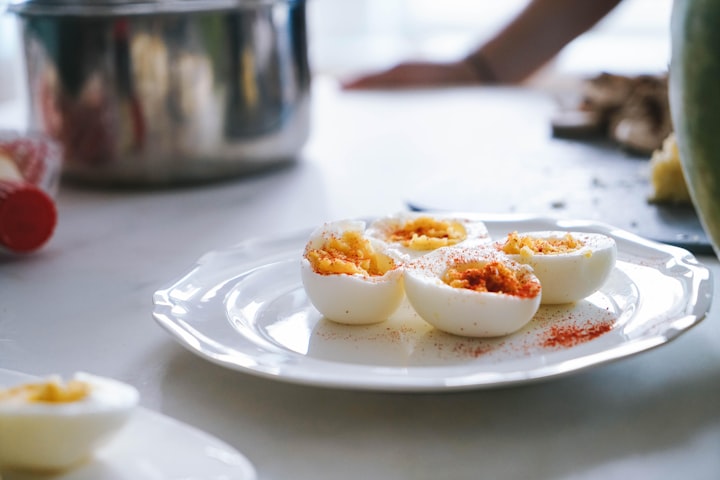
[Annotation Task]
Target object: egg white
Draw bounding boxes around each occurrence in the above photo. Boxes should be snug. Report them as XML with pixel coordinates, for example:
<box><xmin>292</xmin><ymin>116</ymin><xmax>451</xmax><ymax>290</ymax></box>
<box><xmin>403</xmin><ymin>247</ymin><xmax>542</xmax><ymax>337</ymax></box>
<box><xmin>0</xmin><ymin>372</ymin><xmax>139</xmax><ymax>472</ymax></box>
<box><xmin>365</xmin><ymin>212</ymin><xmax>490</xmax><ymax>261</ymax></box>
<box><xmin>496</xmin><ymin>230</ymin><xmax>617</xmax><ymax>304</ymax></box>
<box><xmin>301</xmin><ymin>220</ymin><xmax>404</xmax><ymax>325</ymax></box>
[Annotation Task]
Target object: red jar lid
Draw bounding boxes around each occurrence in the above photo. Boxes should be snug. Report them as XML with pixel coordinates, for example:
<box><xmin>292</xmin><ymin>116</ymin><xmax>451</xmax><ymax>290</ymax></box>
<box><xmin>0</xmin><ymin>181</ymin><xmax>57</xmax><ymax>253</ymax></box>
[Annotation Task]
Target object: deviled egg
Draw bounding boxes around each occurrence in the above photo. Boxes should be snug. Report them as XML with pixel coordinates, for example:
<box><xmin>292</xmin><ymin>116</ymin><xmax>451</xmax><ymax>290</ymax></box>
<box><xmin>497</xmin><ymin>230</ymin><xmax>617</xmax><ymax>304</ymax></box>
<box><xmin>365</xmin><ymin>212</ymin><xmax>489</xmax><ymax>261</ymax></box>
<box><xmin>301</xmin><ymin>219</ymin><xmax>404</xmax><ymax>325</ymax></box>
<box><xmin>403</xmin><ymin>247</ymin><xmax>542</xmax><ymax>337</ymax></box>
<box><xmin>0</xmin><ymin>372</ymin><xmax>139</xmax><ymax>472</ymax></box>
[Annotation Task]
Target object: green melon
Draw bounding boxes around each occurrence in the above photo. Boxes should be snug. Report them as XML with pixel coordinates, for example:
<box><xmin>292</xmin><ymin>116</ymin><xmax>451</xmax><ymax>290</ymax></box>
<box><xmin>670</xmin><ymin>0</ymin><xmax>720</xmax><ymax>255</ymax></box>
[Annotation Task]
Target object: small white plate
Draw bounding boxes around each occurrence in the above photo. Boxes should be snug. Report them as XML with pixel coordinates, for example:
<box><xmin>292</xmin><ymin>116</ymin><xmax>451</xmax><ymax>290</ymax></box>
<box><xmin>0</xmin><ymin>369</ymin><xmax>256</xmax><ymax>480</ymax></box>
<box><xmin>152</xmin><ymin>215</ymin><xmax>713</xmax><ymax>392</ymax></box>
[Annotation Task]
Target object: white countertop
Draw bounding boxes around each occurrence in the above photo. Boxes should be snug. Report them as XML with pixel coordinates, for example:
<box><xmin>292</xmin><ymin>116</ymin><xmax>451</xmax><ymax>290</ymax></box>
<box><xmin>2</xmin><ymin>76</ymin><xmax>720</xmax><ymax>480</ymax></box>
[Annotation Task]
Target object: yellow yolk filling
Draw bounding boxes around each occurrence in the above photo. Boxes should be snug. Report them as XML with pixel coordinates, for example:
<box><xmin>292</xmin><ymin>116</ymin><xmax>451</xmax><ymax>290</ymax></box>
<box><xmin>443</xmin><ymin>261</ymin><xmax>540</xmax><ymax>298</ymax></box>
<box><xmin>0</xmin><ymin>379</ymin><xmax>91</xmax><ymax>403</ymax></box>
<box><xmin>306</xmin><ymin>230</ymin><xmax>395</xmax><ymax>276</ymax></box>
<box><xmin>388</xmin><ymin>217</ymin><xmax>467</xmax><ymax>250</ymax></box>
<box><xmin>501</xmin><ymin>231</ymin><xmax>587</xmax><ymax>259</ymax></box>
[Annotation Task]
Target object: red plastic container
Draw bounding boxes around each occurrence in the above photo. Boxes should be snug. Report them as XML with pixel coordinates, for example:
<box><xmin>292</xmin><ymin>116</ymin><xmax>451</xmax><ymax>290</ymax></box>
<box><xmin>0</xmin><ymin>131</ymin><xmax>61</xmax><ymax>253</ymax></box>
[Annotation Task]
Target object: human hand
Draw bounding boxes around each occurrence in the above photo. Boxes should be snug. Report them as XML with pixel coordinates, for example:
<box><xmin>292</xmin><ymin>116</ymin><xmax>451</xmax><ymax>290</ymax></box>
<box><xmin>341</xmin><ymin>60</ymin><xmax>481</xmax><ymax>90</ymax></box>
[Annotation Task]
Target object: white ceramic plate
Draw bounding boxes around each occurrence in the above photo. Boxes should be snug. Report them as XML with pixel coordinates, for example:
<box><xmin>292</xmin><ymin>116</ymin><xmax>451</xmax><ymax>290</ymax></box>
<box><xmin>0</xmin><ymin>369</ymin><xmax>256</xmax><ymax>480</ymax></box>
<box><xmin>152</xmin><ymin>215</ymin><xmax>713</xmax><ymax>392</ymax></box>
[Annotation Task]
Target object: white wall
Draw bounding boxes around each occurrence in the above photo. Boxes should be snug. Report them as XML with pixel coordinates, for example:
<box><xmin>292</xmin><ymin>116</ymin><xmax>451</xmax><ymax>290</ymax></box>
<box><xmin>307</xmin><ymin>0</ymin><xmax>673</xmax><ymax>78</ymax></box>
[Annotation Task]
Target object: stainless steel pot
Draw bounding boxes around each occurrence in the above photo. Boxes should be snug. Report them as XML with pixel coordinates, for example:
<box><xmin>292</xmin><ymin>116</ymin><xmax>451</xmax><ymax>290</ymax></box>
<box><xmin>8</xmin><ymin>0</ymin><xmax>311</xmax><ymax>185</ymax></box>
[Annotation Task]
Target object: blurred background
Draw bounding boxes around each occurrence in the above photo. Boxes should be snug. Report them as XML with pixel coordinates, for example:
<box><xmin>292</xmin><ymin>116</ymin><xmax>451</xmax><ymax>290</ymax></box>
<box><xmin>308</xmin><ymin>0</ymin><xmax>672</xmax><ymax>80</ymax></box>
<box><xmin>0</xmin><ymin>0</ymin><xmax>672</xmax><ymax>104</ymax></box>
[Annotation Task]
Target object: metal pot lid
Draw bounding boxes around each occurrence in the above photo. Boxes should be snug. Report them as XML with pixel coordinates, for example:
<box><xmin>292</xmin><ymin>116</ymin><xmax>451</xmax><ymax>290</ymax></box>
<box><xmin>7</xmin><ymin>0</ymin><xmax>300</xmax><ymax>16</ymax></box>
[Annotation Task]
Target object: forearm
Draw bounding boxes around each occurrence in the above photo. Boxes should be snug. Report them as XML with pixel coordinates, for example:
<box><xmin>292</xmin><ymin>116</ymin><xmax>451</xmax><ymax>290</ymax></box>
<box><xmin>466</xmin><ymin>0</ymin><xmax>623</xmax><ymax>84</ymax></box>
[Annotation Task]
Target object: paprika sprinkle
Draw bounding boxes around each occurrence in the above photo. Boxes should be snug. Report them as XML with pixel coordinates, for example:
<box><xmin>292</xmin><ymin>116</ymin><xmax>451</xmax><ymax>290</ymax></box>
<box><xmin>443</xmin><ymin>260</ymin><xmax>541</xmax><ymax>298</ymax></box>
<box><xmin>541</xmin><ymin>321</ymin><xmax>613</xmax><ymax>348</ymax></box>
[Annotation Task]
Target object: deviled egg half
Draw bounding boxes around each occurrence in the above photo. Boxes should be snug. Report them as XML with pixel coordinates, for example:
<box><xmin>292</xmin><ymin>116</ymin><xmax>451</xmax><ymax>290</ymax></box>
<box><xmin>0</xmin><ymin>372</ymin><xmax>139</xmax><ymax>472</ymax></box>
<box><xmin>496</xmin><ymin>231</ymin><xmax>617</xmax><ymax>304</ymax></box>
<box><xmin>403</xmin><ymin>247</ymin><xmax>542</xmax><ymax>337</ymax></box>
<box><xmin>301</xmin><ymin>219</ymin><xmax>404</xmax><ymax>325</ymax></box>
<box><xmin>365</xmin><ymin>212</ymin><xmax>490</xmax><ymax>261</ymax></box>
